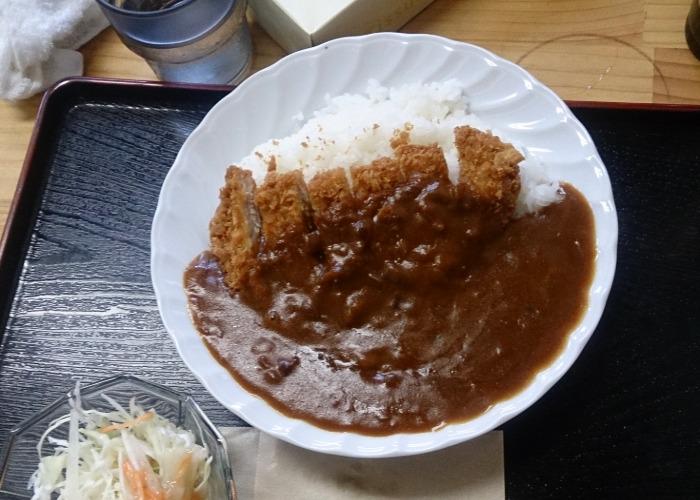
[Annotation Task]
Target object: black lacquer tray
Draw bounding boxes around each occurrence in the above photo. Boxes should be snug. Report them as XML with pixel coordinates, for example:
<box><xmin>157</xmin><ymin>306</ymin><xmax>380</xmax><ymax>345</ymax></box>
<box><xmin>0</xmin><ymin>78</ymin><xmax>697</xmax><ymax>499</ymax></box>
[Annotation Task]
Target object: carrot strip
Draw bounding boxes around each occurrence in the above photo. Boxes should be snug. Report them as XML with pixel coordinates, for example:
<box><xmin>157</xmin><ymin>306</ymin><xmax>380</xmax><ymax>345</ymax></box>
<box><xmin>100</xmin><ymin>411</ymin><xmax>155</xmax><ymax>433</ymax></box>
<box><xmin>122</xmin><ymin>458</ymin><xmax>166</xmax><ymax>500</ymax></box>
<box><xmin>122</xmin><ymin>459</ymin><xmax>146</xmax><ymax>500</ymax></box>
<box><xmin>174</xmin><ymin>453</ymin><xmax>193</xmax><ymax>484</ymax></box>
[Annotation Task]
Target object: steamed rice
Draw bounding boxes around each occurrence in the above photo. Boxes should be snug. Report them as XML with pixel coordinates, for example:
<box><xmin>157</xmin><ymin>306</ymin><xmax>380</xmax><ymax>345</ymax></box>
<box><xmin>239</xmin><ymin>79</ymin><xmax>562</xmax><ymax>215</ymax></box>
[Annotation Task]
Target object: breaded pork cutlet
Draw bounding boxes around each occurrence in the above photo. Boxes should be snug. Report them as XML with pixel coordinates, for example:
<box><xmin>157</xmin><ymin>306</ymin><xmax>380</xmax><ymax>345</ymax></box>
<box><xmin>210</xmin><ymin>166</ymin><xmax>260</xmax><ymax>290</ymax></box>
<box><xmin>454</xmin><ymin>126</ymin><xmax>523</xmax><ymax>217</ymax></box>
<box><xmin>255</xmin><ymin>170</ymin><xmax>313</xmax><ymax>250</ymax></box>
<box><xmin>395</xmin><ymin>143</ymin><xmax>450</xmax><ymax>182</ymax></box>
<box><xmin>210</xmin><ymin>127</ymin><xmax>525</xmax><ymax>291</ymax></box>
<box><xmin>307</xmin><ymin>168</ymin><xmax>355</xmax><ymax>227</ymax></box>
<box><xmin>350</xmin><ymin>157</ymin><xmax>405</xmax><ymax>206</ymax></box>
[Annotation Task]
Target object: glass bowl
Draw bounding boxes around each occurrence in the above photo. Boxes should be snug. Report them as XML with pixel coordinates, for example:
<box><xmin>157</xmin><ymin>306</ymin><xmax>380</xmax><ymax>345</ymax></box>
<box><xmin>0</xmin><ymin>375</ymin><xmax>235</xmax><ymax>499</ymax></box>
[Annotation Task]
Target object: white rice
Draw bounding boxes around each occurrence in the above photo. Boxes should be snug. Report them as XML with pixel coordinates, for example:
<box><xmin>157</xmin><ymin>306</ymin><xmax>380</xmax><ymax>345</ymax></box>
<box><xmin>239</xmin><ymin>79</ymin><xmax>562</xmax><ymax>215</ymax></box>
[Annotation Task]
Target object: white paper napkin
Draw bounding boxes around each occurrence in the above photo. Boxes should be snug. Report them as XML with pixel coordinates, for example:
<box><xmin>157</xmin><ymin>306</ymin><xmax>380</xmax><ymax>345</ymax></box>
<box><xmin>223</xmin><ymin>427</ymin><xmax>504</xmax><ymax>500</ymax></box>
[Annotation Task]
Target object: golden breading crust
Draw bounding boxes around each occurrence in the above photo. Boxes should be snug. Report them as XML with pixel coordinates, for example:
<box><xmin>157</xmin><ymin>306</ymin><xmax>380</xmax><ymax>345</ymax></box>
<box><xmin>209</xmin><ymin>166</ymin><xmax>260</xmax><ymax>290</ymax></box>
<box><xmin>307</xmin><ymin>168</ymin><xmax>355</xmax><ymax>225</ymax></box>
<box><xmin>395</xmin><ymin>143</ymin><xmax>449</xmax><ymax>182</ymax></box>
<box><xmin>350</xmin><ymin>157</ymin><xmax>405</xmax><ymax>203</ymax></box>
<box><xmin>255</xmin><ymin>170</ymin><xmax>312</xmax><ymax>249</ymax></box>
<box><xmin>210</xmin><ymin>128</ymin><xmax>525</xmax><ymax>290</ymax></box>
<box><xmin>454</xmin><ymin>126</ymin><xmax>523</xmax><ymax>216</ymax></box>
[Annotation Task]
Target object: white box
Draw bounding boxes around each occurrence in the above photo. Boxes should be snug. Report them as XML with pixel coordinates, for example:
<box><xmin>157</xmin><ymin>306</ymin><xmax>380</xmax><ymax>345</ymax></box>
<box><xmin>249</xmin><ymin>0</ymin><xmax>435</xmax><ymax>53</ymax></box>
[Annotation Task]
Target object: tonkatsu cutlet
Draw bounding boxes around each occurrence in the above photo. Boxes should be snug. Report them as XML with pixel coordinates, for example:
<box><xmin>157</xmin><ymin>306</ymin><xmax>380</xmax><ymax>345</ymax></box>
<box><xmin>209</xmin><ymin>166</ymin><xmax>259</xmax><ymax>290</ymax></box>
<box><xmin>306</xmin><ymin>168</ymin><xmax>355</xmax><ymax>226</ymax></box>
<box><xmin>254</xmin><ymin>170</ymin><xmax>313</xmax><ymax>249</ymax></box>
<box><xmin>454</xmin><ymin>125</ymin><xmax>523</xmax><ymax>217</ymax></box>
<box><xmin>209</xmin><ymin>127</ymin><xmax>525</xmax><ymax>291</ymax></box>
<box><xmin>349</xmin><ymin>157</ymin><xmax>405</xmax><ymax>204</ymax></box>
<box><xmin>395</xmin><ymin>143</ymin><xmax>450</xmax><ymax>182</ymax></box>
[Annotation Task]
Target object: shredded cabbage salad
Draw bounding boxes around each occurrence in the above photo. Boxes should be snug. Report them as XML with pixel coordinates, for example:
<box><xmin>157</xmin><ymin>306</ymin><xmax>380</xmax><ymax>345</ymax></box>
<box><xmin>30</xmin><ymin>384</ymin><xmax>212</xmax><ymax>500</ymax></box>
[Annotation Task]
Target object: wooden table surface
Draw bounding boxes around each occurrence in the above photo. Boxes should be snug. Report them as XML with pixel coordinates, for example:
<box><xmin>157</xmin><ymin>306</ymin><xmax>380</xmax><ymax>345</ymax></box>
<box><xmin>1</xmin><ymin>0</ymin><xmax>699</xmax><ymax>236</ymax></box>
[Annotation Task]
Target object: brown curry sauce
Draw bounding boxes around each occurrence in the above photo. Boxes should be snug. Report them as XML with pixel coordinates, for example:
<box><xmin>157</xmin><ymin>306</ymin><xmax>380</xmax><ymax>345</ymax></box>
<box><xmin>184</xmin><ymin>179</ymin><xmax>595</xmax><ymax>435</ymax></box>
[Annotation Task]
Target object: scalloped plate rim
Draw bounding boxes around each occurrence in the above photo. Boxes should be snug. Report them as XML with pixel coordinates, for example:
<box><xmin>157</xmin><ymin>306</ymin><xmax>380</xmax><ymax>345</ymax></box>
<box><xmin>151</xmin><ymin>32</ymin><xmax>618</xmax><ymax>458</ymax></box>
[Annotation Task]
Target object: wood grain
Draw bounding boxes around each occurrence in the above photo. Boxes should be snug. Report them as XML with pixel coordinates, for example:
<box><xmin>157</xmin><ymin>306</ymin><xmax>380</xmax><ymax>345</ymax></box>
<box><xmin>1</xmin><ymin>0</ymin><xmax>699</xmax><ymax>234</ymax></box>
<box><xmin>654</xmin><ymin>47</ymin><xmax>700</xmax><ymax>102</ymax></box>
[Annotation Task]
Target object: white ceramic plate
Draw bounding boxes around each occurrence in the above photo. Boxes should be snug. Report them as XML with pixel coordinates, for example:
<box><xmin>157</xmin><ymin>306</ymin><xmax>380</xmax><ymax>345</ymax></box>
<box><xmin>151</xmin><ymin>33</ymin><xmax>617</xmax><ymax>458</ymax></box>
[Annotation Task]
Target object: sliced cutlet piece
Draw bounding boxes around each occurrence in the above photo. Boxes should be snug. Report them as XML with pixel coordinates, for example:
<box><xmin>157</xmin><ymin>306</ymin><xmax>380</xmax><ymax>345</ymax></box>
<box><xmin>350</xmin><ymin>157</ymin><xmax>405</xmax><ymax>205</ymax></box>
<box><xmin>255</xmin><ymin>170</ymin><xmax>313</xmax><ymax>249</ymax></box>
<box><xmin>210</xmin><ymin>166</ymin><xmax>260</xmax><ymax>290</ymax></box>
<box><xmin>454</xmin><ymin>126</ymin><xmax>523</xmax><ymax>216</ymax></box>
<box><xmin>307</xmin><ymin>168</ymin><xmax>355</xmax><ymax>226</ymax></box>
<box><xmin>395</xmin><ymin>143</ymin><xmax>450</xmax><ymax>183</ymax></box>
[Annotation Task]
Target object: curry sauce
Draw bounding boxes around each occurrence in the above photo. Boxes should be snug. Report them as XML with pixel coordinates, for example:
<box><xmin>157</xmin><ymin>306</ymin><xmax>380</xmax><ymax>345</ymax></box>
<box><xmin>184</xmin><ymin>177</ymin><xmax>595</xmax><ymax>435</ymax></box>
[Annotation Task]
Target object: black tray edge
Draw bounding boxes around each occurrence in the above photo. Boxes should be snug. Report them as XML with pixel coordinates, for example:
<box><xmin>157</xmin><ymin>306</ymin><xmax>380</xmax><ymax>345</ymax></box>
<box><xmin>0</xmin><ymin>77</ymin><xmax>234</xmax><ymax>343</ymax></box>
<box><xmin>0</xmin><ymin>80</ymin><xmax>63</xmax><ymax>344</ymax></box>
<box><xmin>566</xmin><ymin>99</ymin><xmax>700</xmax><ymax>111</ymax></box>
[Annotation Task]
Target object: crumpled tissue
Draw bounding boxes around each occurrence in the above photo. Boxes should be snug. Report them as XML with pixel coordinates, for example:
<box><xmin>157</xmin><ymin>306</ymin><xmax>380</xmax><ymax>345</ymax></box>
<box><xmin>0</xmin><ymin>0</ymin><xmax>109</xmax><ymax>101</ymax></box>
